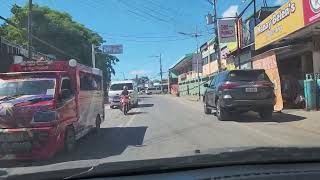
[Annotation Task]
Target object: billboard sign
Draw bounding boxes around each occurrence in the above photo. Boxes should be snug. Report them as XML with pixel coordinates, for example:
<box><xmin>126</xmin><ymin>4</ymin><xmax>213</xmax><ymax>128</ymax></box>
<box><xmin>102</xmin><ymin>44</ymin><xmax>123</xmax><ymax>54</ymax></box>
<box><xmin>218</xmin><ymin>19</ymin><xmax>237</xmax><ymax>43</ymax></box>
<box><xmin>254</xmin><ymin>0</ymin><xmax>304</xmax><ymax>50</ymax></box>
<box><xmin>303</xmin><ymin>0</ymin><xmax>320</xmax><ymax>25</ymax></box>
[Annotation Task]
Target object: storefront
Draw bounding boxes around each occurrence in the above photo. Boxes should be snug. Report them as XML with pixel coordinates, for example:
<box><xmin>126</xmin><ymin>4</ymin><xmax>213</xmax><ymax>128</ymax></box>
<box><xmin>253</xmin><ymin>0</ymin><xmax>320</xmax><ymax>110</ymax></box>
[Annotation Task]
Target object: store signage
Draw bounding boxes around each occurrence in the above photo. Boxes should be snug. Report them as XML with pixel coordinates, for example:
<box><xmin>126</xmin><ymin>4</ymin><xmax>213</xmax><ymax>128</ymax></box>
<box><xmin>303</xmin><ymin>0</ymin><xmax>320</xmax><ymax>25</ymax></box>
<box><xmin>254</xmin><ymin>0</ymin><xmax>304</xmax><ymax>50</ymax></box>
<box><xmin>218</xmin><ymin>19</ymin><xmax>237</xmax><ymax>43</ymax></box>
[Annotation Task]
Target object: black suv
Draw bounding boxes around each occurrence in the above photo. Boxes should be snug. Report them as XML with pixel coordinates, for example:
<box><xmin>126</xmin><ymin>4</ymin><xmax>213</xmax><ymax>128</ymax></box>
<box><xmin>203</xmin><ymin>69</ymin><xmax>275</xmax><ymax>120</ymax></box>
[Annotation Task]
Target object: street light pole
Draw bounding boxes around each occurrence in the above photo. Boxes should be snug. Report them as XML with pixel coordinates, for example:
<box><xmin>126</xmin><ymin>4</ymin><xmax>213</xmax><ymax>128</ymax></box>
<box><xmin>28</xmin><ymin>0</ymin><xmax>32</xmax><ymax>61</ymax></box>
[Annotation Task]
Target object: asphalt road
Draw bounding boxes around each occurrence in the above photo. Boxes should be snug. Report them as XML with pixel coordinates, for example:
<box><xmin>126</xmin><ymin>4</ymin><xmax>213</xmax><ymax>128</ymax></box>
<box><xmin>2</xmin><ymin>94</ymin><xmax>320</xmax><ymax>177</ymax></box>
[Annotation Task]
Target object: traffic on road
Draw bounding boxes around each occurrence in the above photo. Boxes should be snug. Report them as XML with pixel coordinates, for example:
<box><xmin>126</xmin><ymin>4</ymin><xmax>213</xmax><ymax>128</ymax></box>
<box><xmin>2</xmin><ymin>1</ymin><xmax>320</xmax><ymax>180</ymax></box>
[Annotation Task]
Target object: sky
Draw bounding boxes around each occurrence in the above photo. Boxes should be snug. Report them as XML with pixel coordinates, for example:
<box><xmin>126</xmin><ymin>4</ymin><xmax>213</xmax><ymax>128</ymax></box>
<box><xmin>0</xmin><ymin>0</ymin><xmax>286</xmax><ymax>80</ymax></box>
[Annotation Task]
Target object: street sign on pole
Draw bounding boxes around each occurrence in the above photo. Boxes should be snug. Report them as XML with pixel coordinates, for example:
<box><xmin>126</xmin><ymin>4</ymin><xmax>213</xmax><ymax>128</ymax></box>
<box><xmin>102</xmin><ymin>44</ymin><xmax>123</xmax><ymax>54</ymax></box>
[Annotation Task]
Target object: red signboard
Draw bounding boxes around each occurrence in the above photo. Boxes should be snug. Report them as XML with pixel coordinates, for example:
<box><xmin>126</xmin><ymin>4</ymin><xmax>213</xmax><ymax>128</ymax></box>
<box><xmin>303</xmin><ymin>0</ymin><xmax>320</xmax><ymax>25</ymax></box>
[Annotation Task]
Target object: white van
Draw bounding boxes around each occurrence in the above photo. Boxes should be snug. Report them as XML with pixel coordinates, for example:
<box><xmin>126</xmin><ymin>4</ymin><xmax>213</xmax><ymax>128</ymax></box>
<box><xmin>108</xmin><ymin>80</ymin><xmax>138</xmax><ymax>108</ymax></box>
<box><xmin>146</xmin><ymin>86</ymin><xmax>162</xmax><ymax>95</ymax></box>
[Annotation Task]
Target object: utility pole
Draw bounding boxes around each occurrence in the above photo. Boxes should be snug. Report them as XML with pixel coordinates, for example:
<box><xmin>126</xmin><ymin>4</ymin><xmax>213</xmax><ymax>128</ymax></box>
<box><xmin>91</xmin><ymin>44</ymin><xmax>96</xmax><ymax>68</ymax></box>
<box><xmin>159</xmin><ymin>53</ymin><xmax>163</xmax><ymax>93</ymax></box>
<box><xmin>195</xmin><ymin>25</ymin><xmax>201</xmax><ymax>100</ymax></box>
<box><xmin>253</xmin><ymin>0</ymin><xmax>257</xmax><ymax>26</ymax></box>
<box><xmin>213</xmin><ymin>0</ymin><xmax>222</xmax><ymax>71</ymax></box>
<box><xmin>178</xmin><ymin>26</ymin><xmax>202</xmax><ymax>100</ymax></box>
<box><xmin>28</xmin><ymin>0</ymin><xmax>33</xmax><ymax>61</ymax></box>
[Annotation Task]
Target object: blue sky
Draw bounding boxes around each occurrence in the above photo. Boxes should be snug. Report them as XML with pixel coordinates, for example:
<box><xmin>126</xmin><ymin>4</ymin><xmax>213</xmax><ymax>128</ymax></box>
<box><xmin>0</xmin><ymin>0</ymin><xmax>286</xmax><ymax>80</ymax></box>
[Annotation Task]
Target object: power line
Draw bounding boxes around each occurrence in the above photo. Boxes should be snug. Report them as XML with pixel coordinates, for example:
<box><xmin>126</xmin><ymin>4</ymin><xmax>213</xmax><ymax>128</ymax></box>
<box><xmin>97</xmin><ymin>32</ymin><xmax>184</xmax><ymax>39</ymax></box>
<box><xmin>103</xmin><ymin>36</ymin><xmax>192</xmax><ymax>43</ymax></box>
<box><xmin>117</xmin><ymin>0</ymin><xmax>174</xmax><ymax>24</ymax></box>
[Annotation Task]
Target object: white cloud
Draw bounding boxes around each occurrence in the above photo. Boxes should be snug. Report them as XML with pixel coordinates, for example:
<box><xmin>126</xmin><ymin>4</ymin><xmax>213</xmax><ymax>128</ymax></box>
<box><xmin>274</xmin><ymin>0</ymin><xmax>286</xmax><ymax>5</ymax></box>
<box><xmin>130</xmin><ymin>70</ymin><xmax>150</xmax><ymax>75</ymax></box>
<box><xmin>222</xmin><ymin>5</ymin><xmax>239</xmax><ymax>18</ymax></box>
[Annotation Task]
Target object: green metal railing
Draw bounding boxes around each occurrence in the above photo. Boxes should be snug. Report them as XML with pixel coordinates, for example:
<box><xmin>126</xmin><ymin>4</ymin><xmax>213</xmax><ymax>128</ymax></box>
<box><xmin>178</xmin><ymin>75</ymin><xmax>215</xmax><ymax>96</ymax></box>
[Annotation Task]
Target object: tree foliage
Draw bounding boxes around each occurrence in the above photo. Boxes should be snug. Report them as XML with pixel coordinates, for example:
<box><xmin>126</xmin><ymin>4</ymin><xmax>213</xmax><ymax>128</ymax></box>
<box><xmin>0</xmin><ymin>4</ymin><xmax>118</xmax><ymax>84</ymax></box>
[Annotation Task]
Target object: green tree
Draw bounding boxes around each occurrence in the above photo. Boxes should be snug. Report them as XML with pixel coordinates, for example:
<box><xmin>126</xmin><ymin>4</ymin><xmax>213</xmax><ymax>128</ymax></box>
<box><xmin>0</xmin><ymin>4</ymin><xmax>118</xmax><ymax>85</ymax></box>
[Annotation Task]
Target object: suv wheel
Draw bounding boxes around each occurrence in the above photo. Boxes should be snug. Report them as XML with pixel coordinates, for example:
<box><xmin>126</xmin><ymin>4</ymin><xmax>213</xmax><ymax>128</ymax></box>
<box><xmin>259</xmin><ymin>108</ymin><xmax>273</xmax><ymax>120</ymax></box>
<box><xmin>216</xmin><ymin>99</ymin><xmax>229</xmax><ymax>121</ymax></box>
<box><xmin>204</xmin><ymin>101</ymin><xmax>211</xmax><ymax>114</ymax></box>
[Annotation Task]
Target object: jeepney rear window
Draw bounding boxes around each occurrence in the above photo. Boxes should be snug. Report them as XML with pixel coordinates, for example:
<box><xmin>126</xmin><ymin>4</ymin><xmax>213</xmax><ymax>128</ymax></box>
<box><xmin>0</xmin><ymin>79</ymin><xmax>56</xmax><ymax>97</ymax></box>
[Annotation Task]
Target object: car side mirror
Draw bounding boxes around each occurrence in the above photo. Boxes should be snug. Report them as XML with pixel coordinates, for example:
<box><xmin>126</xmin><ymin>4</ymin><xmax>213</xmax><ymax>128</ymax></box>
<box><xmin>61</xmin><ymin>89</ymin><xmax>72</xmax><ymax>100</ymax></box>
<box><xmin>204</xmin><ymin>83</ymin><xmax>209</xmax><ymax>88</ymax></box>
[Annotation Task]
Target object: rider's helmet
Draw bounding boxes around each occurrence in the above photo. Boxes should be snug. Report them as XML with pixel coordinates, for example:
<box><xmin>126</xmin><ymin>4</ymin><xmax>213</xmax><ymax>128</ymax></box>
<box><xmin>123</xmin><ymin>86</ymin><xmax>128</xmax><ymax>90</ymax></box>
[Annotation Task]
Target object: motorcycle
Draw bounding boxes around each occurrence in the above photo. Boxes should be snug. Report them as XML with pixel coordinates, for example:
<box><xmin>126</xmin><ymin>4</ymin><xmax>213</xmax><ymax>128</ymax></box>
<box><xmin>120</xmin><ymin>95</ymin><xmax>130</xmax><ymax>115</ymax></box>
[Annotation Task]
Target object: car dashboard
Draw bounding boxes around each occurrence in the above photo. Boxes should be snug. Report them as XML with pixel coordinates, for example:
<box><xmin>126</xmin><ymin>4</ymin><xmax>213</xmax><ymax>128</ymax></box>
<box><xmin>91</xmin><ymin>162</ymin><xmax>320</xmax><ymax>180</ymax></box>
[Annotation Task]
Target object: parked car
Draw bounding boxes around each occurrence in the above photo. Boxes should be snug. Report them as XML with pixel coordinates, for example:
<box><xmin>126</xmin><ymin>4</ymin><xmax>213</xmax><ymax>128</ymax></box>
<box><xmin>203</xmin><ymin>69</ymin><xmax>275</xmax><ymax>120</ymax></box>
<box><xmin>108</xmin><ymin>80</ymin><xmax>138</xmax><ymax>109</ymax></box>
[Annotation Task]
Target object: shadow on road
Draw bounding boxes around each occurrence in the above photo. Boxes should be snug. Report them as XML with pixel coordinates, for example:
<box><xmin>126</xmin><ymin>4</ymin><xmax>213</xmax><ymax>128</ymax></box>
<box><xmin>1</xmin><ymin>126</ymin><xmax>147</xmax><ymax>168</ymax></box>
<box><xmin>138</xmin><ymin>104</ymin><xmax>154</xmax><ymax>108</ymax></box>
<box><xmin>127</xmin><ymin>111</ymin><xmax>147</xmax><ymax>115</ymax></box>
<box><xmin>229</xmin><ymin>112</ymin><xmax>306</xmax><ymax>123</ymax></box>
<box><xmin>138</xmin><ymin>96</ymin><xmax>152</xmax><ymax>99</ymax></box>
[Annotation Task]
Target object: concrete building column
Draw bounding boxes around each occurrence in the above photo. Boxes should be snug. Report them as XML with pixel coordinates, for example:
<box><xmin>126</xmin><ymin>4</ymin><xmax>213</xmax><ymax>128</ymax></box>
<box><xmin>312</xmin><ymin>36</ymin><xmax>320</xmax><ymax>73</ymax></box>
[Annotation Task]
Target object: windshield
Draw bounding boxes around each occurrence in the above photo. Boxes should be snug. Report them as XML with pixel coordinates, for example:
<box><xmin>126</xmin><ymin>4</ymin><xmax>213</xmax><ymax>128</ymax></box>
<box><xmin>110</xmin><ymin>83</ymin><xmax>133</xmax><ymax>91</ymax></box>
<box><xmin>0</xmin><ymin>79</ymin><xmax>56</xmax><ymax>97</ymax></box>
<box><xmin>1</xmin><ymin>0</ymin><xmax>319</xmax><ymax>179</ymax></box>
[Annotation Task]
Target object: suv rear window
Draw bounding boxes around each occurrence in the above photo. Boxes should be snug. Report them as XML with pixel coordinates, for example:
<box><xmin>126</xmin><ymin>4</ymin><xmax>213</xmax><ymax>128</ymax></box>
<box><xmin>227</xmin><ymin>70</ymin><xmax>270</xmax><ymax>82</ymax></box>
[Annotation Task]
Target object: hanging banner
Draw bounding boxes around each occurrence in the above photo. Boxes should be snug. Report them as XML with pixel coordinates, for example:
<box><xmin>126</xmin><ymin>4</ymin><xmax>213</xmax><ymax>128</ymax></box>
<box><xmin>218</xmin><ymin>19</ymin><xmax>237</xmax><ymax>43</ymax></box>
<box><xmin>303</xmin><ymin>0</ymin><xmax>320</xmax><ymax>25</ymax></box>
<box><xmin>254</xmin><ymin>0</ymin><xmax>305</xmax><ymax>50</ymax></box>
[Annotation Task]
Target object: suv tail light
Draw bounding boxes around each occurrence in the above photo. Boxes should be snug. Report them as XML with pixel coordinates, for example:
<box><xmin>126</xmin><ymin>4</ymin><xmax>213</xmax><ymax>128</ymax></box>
<box><xmin>256</xmin><ymin>82</ymin><xmax>274</xmax><ymax>88</ymax></box>
<box><xmin>221</xmin><ymin>82</ymin><xmax>240</xmax><ymax>90</ymax></box>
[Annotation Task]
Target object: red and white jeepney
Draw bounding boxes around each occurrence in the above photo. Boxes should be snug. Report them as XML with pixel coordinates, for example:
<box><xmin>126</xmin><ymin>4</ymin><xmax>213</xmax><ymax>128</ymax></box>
<box><xmin>0</xmin><ymin>59</ymin><xmax>104</xmax><ymax>160</ymax></box>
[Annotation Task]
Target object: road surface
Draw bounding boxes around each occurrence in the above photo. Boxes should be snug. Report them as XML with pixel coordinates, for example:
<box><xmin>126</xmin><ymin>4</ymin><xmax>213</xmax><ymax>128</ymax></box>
<box><xmin>2</xmin><ymin>94</ymin><xmax>320</xmax><ymax>176</ymax></box>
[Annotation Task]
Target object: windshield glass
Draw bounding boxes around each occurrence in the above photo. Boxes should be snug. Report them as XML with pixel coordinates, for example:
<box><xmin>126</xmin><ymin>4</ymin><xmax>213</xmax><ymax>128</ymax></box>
<box><xmin>0</xmin><ymin>79</ymin><xmax>56</xmax><ymax>97</ymax></box>
<box><xmin>1</xmin><ymin>0</ymin><xmax>319</xmax><ymax>179</ymax></box>
<box><xmin>110</xmin><ymin>83</ymin><xmax>133</xmax><ymax>90</ymax></box>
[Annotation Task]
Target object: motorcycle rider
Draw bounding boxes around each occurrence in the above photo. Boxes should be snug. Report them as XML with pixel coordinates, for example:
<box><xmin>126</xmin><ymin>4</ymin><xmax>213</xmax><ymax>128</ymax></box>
<box><xmin>121</xmin><ymin>86</ymin><xmax>129</xmax><ymax>96</ymax></box>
